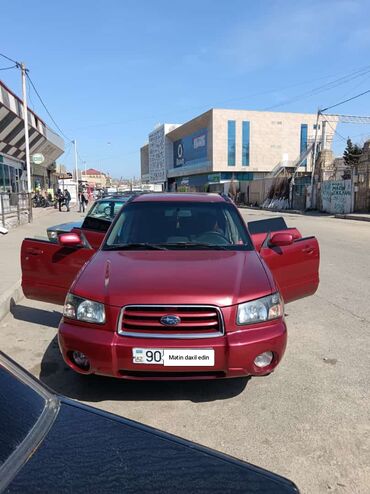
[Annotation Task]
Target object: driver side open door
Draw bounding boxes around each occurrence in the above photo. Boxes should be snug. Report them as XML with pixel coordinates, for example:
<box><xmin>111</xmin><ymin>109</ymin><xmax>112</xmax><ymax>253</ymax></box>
<box><xmin>21</xmin><ymin>237</ymin><xmax>95</xmax><ymax>305</ymax></box>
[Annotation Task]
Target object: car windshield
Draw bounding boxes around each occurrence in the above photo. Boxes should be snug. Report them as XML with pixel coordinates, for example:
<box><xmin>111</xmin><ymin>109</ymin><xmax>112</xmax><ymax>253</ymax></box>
<box><xmin>104</xmin><ymin>201</ymin><xmax>252</xmax><ymax>250</ymax></box>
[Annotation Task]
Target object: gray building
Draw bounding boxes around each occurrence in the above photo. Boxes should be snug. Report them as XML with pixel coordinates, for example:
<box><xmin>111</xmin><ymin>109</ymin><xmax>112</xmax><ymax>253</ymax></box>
<box><xmin>141</xmin><ymin>108</ymin><xmax>337</xmax><ymax>191</ymax></box>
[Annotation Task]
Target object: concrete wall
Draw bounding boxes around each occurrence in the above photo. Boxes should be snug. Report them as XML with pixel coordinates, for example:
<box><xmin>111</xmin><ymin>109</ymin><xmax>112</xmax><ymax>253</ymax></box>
<box><xmin>354</xmin><ymin>140</ymin><xmax>370</xmax><ymax>212</ymax></box>
<box><xmin>140</xmin><ymin>144</ymin><xmax>149</xmax><ymax>177</ymax></box>
<box><xmin>247</xmin><ymin>177</ymin><xmax>275</xmax><ymax>205</ymax></box>
<box><xmin>212</xmin><ymin>109</ymin><xmax>328</xmax><ymax>173</ymax></box>
<box><xmin>320</xmin><ymin>180</ymin><xmax>352</xmax><ymax>214</ymax></box>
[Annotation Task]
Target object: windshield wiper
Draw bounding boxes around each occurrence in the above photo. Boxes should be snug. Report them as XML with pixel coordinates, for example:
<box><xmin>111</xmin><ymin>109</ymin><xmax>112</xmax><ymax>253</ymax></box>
<box><xmin>158</xmin><ymin>242</ymin><xmax>229</xmax><ymax>250</ymax></box>
<box><xmin>104</xmin><ymin>243</ymin><xmax>168</xmax><ymax>251</ymax></box>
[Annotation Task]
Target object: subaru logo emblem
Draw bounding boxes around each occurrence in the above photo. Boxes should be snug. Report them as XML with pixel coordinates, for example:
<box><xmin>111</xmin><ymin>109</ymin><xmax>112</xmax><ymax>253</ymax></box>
<box><xmin>160</xmin><ymin>315</ymin><xmax>181</xmax><ymax>326</ymax></box>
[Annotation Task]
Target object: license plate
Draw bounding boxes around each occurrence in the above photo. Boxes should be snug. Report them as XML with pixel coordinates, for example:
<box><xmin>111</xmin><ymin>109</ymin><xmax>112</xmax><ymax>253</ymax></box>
<box><xmin>132</xmin><ymin>348</ymin><xmax>215</xmax><ymax>366</ymax></box>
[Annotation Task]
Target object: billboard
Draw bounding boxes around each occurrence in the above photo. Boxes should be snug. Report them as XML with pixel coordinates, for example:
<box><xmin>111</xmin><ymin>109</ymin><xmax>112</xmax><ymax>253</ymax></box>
<box><xmin>174</xmin><ymin>128</ymin><xmax>208</xmax><ymax>168</ymax></box>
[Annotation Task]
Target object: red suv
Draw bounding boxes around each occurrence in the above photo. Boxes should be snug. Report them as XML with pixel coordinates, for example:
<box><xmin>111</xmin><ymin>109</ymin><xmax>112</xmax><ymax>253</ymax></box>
<box><xmin>21</xmin><ymin>193</ymin><xmax>319</xmax><ymax>380</ymax></box>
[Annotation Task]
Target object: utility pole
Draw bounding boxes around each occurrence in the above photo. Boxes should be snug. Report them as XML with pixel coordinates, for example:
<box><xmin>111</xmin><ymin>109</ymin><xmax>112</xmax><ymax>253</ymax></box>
<box><xmin>21</xmin><ymin>63</ymin><xmax>32</xmax><ymax>193</ymax></box>
<box><xmin>309</xmin><ymin>109</ymin><xmax>321</xmax><ymax>209</ymax></box>
<box><xmin>73</xmin><ymin>139</ymin><xmax>79</xmax><ymax>203</ymax></box>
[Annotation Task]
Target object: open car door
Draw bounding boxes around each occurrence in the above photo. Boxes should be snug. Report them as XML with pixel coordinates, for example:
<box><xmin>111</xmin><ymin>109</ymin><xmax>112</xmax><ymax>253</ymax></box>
<box><xmin>248</xmin><ymin>217</ymin><xmax>319</xmax><ymax>303</ymax></box>
<box><xmin>248</xmin><ymin>217</ymin><xmax>302</xmax><ymax>251</ymax></box>
<box><xmin>21</xmin><ymin>236</ymin><xmax>95</xmax><ymax>305</ymax></box>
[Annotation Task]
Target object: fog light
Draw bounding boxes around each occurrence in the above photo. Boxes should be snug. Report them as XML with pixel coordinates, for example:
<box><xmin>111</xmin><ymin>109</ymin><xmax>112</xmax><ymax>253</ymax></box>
<box><xmin>72</xmin><ymin>351</ymin><xmax>90</xmax><ymax>370</ymax></box>
<box><xmin>254</xmin><ymin>351</ymin><xmax>273</xmax><ymax>368</ymax></box>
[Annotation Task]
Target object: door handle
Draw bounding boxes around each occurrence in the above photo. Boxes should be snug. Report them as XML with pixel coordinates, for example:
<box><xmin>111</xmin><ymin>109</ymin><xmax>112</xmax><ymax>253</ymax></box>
<box><xmin>26</xmin><ymin>247</ymin><xmax>44</xmax><ymax>255</ymax></box>
<box><xmin>302</xmin><ymin>247</ymin><xmax>314</xmax><ymax>254</ymax></box>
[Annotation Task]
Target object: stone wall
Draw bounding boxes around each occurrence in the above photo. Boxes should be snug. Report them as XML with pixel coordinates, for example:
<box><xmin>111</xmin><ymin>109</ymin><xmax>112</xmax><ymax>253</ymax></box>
<box><xmin>354</xmin><ymin>140</ymin><xmax>370</xmax><ymax>212</ymax></box>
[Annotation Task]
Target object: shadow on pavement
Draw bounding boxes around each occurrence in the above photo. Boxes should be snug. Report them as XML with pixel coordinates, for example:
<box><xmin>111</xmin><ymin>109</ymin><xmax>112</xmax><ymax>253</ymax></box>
<box><xmin>10</xmin><ymin>301</ymin><xmax>62</xmax><ymax>329</ymax></box>
<box><xmin>40</xmin><ymin>335</ymin><xmax>249</xmax><ymax>404</ymax></box>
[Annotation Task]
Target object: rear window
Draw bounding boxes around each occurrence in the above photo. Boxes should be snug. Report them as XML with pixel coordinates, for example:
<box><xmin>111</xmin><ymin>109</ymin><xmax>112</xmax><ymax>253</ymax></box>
<box><xmin>87</xmin><ymin>199</ymin><xmax>127</xmax><ymax>220</ymax></box>
<box><xmin>82</xmin><ymin>199</ymin><xmax>128</xmax><ymax>231</ymax></box>
<box><xmin>104</xmin><ymin>201</ymin><xmax>253</xmax><ymax>250</ymax></box>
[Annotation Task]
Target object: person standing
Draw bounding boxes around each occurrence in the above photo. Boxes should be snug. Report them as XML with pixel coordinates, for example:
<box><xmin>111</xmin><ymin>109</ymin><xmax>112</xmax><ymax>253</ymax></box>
<box><xmin>64</xmin><ymin>189</ymin><xmax>71</xmax><ymax>212</ymax></box>
<box><xmin>56</xmin><ymin>189</ymin><xmax>64</xmax><ymax>212</ymax></box>
<box><xmin>78</xmin><ymin>191</ymin><xmax>87</xmax><ymax>212</ymax></box>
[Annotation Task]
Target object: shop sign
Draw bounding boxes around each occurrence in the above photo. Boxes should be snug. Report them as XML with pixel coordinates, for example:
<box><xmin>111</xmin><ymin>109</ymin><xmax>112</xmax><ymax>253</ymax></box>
<box><xmin>31</xmin><ymin>153</ymin><xmax>45</xmax><ymax>165</ymax></box>
<box><xmin>207</xmin><ymin>173</ymin><xmax>220</xmax><ymax>183</ymax></box>
<box><xmin>174</xmin><ymin>128</ymin><xmax>208</xmax><ymax>168</ymax></box>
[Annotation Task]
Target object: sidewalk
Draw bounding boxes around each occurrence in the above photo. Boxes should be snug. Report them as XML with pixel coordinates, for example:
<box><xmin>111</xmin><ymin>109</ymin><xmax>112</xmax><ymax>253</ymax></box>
<box><xmin>0</xmin><ymin>206</ymin><xmax>82</xmax><ymax>320</ymax></box>
<box><xmin>335</xmin><ymin>213</ymin><xmax>370</xmax><ymax>222</ymax></box>
<box><xmin>241</xmin><ymin>205</ymin><xmax>370</xmax><ymax>221</ymax></box>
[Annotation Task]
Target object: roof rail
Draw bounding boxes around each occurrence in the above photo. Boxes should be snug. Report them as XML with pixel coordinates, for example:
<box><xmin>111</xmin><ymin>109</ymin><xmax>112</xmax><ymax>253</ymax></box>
<box><xmin>125</xmin><ymin>192</ymin><xmax>144</xmax><ymax>204</ymax></box>
<box><xmin>218</xmin><ymin>192</ymin><xmax>232</xmax><ymax>202</ymax></box>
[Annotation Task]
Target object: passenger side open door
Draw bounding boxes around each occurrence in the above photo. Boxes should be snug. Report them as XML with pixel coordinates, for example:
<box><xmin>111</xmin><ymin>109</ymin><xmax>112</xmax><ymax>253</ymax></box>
<box><xmin>248</xmin><ymin>217</ymin><xmax>319</xmax><ymax>303</ymax></box>
<box><xmin>21</xmin><ymin>235</ymin><xmax>95</xmax><ymax>305</ymax></box>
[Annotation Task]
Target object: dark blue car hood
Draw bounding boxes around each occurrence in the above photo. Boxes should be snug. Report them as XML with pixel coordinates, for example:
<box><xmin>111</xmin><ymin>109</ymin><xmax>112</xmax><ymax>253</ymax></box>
<box><xmin>47</xmin><ymin>220</ymin><xmax>83</xmax><ymax>232</ymax></box>
<box><xmin>5</xmin><ymin>398</ymin><xmax>299</xmax><ymax>493</ymax></box>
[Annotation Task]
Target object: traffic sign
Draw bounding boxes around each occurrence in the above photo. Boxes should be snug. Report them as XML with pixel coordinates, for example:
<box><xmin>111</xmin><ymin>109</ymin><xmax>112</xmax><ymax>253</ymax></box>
<box><xmin>58</xmin><ymin>172</ymin><xmax>73</xmax><ymax>179</ymax></box>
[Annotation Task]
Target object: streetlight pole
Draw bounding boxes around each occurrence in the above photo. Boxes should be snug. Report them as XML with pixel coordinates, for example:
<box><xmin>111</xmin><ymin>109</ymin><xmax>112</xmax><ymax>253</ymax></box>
<box><xmin>21</xmin><ymin>63</ymin><xmax>32</xmax><ymax>193</ymax></box>
<box><xmin>73</xmin><ymin>139</ymin><xmax>79</xmax><ymax>204</ymax></box>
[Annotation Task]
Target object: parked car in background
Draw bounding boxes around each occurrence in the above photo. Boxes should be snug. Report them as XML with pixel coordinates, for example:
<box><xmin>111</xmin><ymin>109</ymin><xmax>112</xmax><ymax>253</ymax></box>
<box><xmin>21</xmin><ymin>193</ymin><xmax>320</xmax><ymax>381</ymax></box>
<box><xmin>47</xmin><ymin>195</ymin><xmax>134</xmax><ymax>249</ymax></box>
<box><xmin>0</xmin><ymin>352</ymin><xmax>299</xmax><ymax>493</ymax></box>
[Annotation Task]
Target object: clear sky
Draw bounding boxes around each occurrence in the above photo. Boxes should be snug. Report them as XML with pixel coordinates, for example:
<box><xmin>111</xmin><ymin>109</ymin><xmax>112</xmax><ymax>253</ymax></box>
<box><xmin>1</xmin><ymin>0</ymin><xmax>370</xmax><ymax>178</ymax></box>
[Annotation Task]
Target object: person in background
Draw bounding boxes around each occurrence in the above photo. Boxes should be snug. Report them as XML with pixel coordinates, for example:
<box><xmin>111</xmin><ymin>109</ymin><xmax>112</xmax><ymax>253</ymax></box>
<box><xmin>56</xmin><ymin>189</ymin><xmax>64</xmax><ymax>212</ymax></box>
<box><xmin>78</xmin><ymin>190</ymin><xmax>87</xmax><ymax>213</ymax></box>
<box><xmin>64</xmin><ymin>189</ymin><xmax>71</xmax><ymax>212</ymax></box>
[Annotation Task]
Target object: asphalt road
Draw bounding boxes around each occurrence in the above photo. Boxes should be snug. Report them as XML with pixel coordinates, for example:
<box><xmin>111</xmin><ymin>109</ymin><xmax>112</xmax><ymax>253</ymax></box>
<box><xmin>1</xmin><ymin>209</ymin><xmax>369</xmax><ymax>494</ymax></box>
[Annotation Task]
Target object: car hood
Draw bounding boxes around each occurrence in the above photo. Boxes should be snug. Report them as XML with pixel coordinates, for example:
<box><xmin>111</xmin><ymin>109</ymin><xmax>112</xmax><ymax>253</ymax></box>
<box><xmin>7</xmin><ymin>399</ymin><xmax>298</xmax><ymax>494</ymax></box>
<box><xmin>47</xmin><ymin>220</ymin><xmax>83</xmax><ymax>232</ymax></box>
<box><xmin>73</xmin><ymin>250</ymin><xmax>272</xmax><ymax>307</ymax></box>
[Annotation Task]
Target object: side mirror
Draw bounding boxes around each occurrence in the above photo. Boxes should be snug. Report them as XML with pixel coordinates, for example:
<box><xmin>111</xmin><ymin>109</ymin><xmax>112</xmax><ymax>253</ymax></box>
<box><xmin>58</xmin><ymin>232</ymin><xmax>83</xmax><ymax>248</ymax></box>
<box><xmin>269</xmin><ymin>232</ymin><xmax>294</xmax><ymax>247</ymax></box>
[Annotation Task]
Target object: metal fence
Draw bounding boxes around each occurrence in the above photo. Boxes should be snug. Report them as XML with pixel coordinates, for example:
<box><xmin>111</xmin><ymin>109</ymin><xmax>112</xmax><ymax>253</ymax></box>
<box><xmin>0</xmin><ymin>192</ymin><xmax>32</xmax><ymax>229</ymax></box>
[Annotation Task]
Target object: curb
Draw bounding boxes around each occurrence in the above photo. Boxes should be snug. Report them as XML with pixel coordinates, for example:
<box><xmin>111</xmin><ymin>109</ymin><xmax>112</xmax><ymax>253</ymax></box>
<box><xmin>239</xmin><ymin>206</ymin><xmax>311</xmax><ymax>215</ymax></box>
<box><xmin>335</xmin><ymin>214</ymin><xmax>370</xmax><ymax>222</ymax></box>
<box><xmin>0</xmin><ymin>280</ymin><xmax>23</xmax><ymax>322</ymax></box>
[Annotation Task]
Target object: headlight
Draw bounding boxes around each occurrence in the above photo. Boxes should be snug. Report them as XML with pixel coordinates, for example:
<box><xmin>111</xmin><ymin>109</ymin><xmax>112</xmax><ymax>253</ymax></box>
<box><xmin>47</xmin><ymin>230</ymin><xmax>58</xmax><ymax>241</ymax></box>
<box><xmin>63</xmin><ymin>293</ymin><xmax>106</xmax><ymax>324</ymax></box>
<box><xmin>237</xmin><ymin>293</ymin><xmax>283</xmax><ymax>325</ymax></box>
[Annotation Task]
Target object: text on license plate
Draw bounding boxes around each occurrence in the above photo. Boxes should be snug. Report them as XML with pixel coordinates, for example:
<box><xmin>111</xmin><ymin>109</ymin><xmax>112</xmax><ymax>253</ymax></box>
<box><xmin>132</xmin><ymin>348</ymin><xmax>214</xmax><ymax>366</ymax></box>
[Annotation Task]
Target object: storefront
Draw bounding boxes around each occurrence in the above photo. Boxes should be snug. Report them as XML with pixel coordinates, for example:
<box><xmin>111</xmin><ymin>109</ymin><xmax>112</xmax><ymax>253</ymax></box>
<box><xmin>0</xmin><ymin>153</ymin><xmax>26</xmax><ymax>193</ymax></box>
<box><xmin>169</xmin><ymin>171</ymin><xmax>254</xmax><ymax>192</ymax></box>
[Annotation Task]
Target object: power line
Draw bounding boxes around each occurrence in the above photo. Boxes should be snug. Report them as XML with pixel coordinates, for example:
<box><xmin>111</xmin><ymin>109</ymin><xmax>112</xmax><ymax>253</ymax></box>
<box><xmin>26</xmin><ymin>72</ymin><xmax>73</xmax><ymax>143</ymax></box>
<box><xmin>71</xmin><ymin>63</ymin><xmax>370</xmax><ymax>131</ymax></box>
<box><xmin>324</xmin><ymin>119</ymin><xmax>347</xmax><ymax>143</ymax></box>
<box><xmin>0</xmin><ymin>52</ymin><xmax>19</xmax><ymax>65</ymax></box>
<box><xmin>0</xmin><ymin>64</ymin><xmax>17</xmax><ymax>71</ymax></box>
<box><xmin>321</xmin><ymin>89</ymin><xmax>370</xmax><ymax>113</ymax></box>
<box><xmin>265</xmin><ymin>66</ymin><xmax>370</xmax><ymax>111</ymax></box>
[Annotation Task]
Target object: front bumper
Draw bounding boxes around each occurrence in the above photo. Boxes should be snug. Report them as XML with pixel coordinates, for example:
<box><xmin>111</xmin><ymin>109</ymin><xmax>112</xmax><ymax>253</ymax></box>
<box><xmin>58</xmin><ymin>319</ymin><xmax>287</xmax><ymax>380</ymax></box>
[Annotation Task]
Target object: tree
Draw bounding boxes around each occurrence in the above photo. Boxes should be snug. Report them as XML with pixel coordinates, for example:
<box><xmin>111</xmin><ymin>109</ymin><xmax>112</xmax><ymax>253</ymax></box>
<box><xmin>342</xmin><ymin>138</ymin><xmax>362</xmax><ymax>179</ymax></box>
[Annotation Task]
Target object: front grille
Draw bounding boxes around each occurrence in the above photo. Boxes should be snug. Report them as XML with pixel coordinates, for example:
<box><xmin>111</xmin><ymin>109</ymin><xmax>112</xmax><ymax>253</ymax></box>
<box><xmin>118</xmin><ymin>305</ymin><xmax>224</xmax><ymax>339</ymax></box>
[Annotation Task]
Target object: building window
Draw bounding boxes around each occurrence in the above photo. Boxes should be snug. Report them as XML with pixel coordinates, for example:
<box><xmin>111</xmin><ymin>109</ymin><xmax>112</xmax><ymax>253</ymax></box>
<box><xmin>242</xmin><ymin>121</ymin><xmax>250</xmax><ymax>166</ymax></box>
<box><xmin>227</xmin><ymin>120</ymin><xmax>236</xmax><ymax>166</ymax></box>
<box><xmin>300</xmin><ymin>124</ymin><xmax>308</xmax><ymax>167</ymax></box>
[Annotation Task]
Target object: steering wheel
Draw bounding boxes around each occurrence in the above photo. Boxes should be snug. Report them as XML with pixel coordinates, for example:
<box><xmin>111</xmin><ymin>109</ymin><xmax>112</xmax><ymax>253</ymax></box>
<box><xmin>196</xmin><ymin>231</ymin><xmax>230</xmax><ymax>245</ymax></box>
